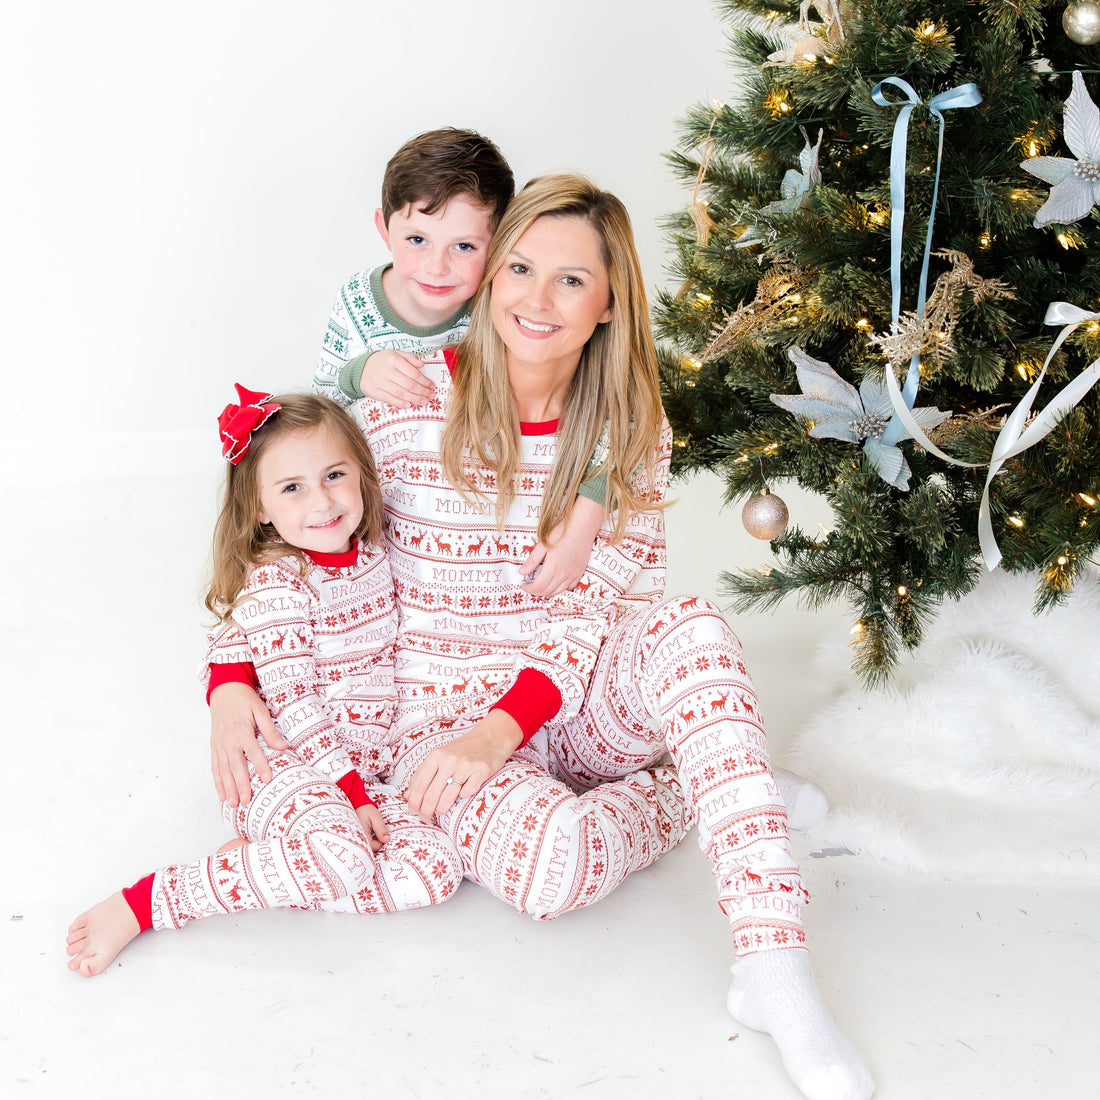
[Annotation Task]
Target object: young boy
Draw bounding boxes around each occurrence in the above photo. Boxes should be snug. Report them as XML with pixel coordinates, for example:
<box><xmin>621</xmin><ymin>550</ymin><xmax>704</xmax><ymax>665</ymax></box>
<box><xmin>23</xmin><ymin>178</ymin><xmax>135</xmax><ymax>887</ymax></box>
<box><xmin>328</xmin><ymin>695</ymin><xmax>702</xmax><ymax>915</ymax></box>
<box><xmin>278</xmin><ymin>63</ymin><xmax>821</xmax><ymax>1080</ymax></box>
<box><xmin>313</xmin><ymin>127</ymin><xmax>607</xmax><ymax>596</ymax></box>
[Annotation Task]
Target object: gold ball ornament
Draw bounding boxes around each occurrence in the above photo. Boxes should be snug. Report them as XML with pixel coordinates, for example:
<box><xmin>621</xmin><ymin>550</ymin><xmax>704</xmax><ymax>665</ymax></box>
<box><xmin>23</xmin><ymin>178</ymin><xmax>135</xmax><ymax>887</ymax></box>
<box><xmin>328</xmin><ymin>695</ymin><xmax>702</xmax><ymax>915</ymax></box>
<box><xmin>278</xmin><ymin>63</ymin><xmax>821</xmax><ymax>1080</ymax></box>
<box><xmin>741</xmin><ymin>487</ymin><xmax>790</xmax><ymax>540</ymax></box>
<box><xmin>1064</xmin><ymin>1</ymin><xmax>1100</xmax><ymax>44</ymax></box>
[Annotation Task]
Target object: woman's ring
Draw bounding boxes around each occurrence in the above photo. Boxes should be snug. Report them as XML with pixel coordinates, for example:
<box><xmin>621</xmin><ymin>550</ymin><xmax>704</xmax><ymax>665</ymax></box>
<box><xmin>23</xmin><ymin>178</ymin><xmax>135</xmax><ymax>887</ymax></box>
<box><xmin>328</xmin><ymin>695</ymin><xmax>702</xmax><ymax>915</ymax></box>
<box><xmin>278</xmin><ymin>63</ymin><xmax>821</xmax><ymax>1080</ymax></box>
<box><xmin>445</xmin><ymin>777</ymin><xmax>460</xmax><ymax>786</ymax></box>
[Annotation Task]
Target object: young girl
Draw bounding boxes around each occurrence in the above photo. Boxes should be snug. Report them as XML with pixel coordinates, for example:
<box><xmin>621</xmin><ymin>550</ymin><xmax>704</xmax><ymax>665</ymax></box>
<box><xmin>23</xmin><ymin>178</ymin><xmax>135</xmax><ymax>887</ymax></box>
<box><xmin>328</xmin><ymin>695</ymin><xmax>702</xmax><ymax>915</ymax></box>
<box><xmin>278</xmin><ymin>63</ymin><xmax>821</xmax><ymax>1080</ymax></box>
<box><xmin>66</xmin><ymin>386</ymin><xmax>463</xmax><ymax>977</ymax></box>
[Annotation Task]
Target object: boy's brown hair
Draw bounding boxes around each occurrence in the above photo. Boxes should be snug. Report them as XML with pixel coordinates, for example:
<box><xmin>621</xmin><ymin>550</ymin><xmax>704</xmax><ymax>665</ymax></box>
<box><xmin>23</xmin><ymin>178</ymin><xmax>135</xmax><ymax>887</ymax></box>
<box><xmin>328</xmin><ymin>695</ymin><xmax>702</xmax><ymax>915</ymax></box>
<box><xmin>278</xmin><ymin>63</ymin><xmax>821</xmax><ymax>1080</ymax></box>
<box><xmin>380</xmin><ymin>128</ymin><xmax>514</xmax><ymax>228</ymax></box>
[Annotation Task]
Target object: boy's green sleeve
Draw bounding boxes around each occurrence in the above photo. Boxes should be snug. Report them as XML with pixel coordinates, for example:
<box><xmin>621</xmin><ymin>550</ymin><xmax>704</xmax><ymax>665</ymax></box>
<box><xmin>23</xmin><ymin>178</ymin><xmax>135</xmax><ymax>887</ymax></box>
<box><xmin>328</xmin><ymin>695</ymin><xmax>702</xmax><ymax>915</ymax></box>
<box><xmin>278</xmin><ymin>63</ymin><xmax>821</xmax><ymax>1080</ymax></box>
<box><xmin>337</xmin><ymin>354</ymin><xmax>370</xmax><ymax>402</ymax></box>
<box><xmin>578</xmin><ymin>470</ymin><xmax>608</xmax><ymax>504</ymax></box>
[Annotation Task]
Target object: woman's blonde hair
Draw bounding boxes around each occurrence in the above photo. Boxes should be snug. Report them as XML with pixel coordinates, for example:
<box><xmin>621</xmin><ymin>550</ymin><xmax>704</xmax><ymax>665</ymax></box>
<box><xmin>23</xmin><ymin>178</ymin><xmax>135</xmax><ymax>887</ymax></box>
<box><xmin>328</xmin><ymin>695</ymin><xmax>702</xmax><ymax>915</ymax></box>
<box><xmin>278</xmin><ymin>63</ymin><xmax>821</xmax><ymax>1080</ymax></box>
<box><xmin>441</xmin><ymin>174</ymin><xmax>664</xmax><ymax>542</ymax></box>
<box><xmin>205</xmin><ymin>394</ymin><xmax>384</xmax><ymax>622</ymax></box>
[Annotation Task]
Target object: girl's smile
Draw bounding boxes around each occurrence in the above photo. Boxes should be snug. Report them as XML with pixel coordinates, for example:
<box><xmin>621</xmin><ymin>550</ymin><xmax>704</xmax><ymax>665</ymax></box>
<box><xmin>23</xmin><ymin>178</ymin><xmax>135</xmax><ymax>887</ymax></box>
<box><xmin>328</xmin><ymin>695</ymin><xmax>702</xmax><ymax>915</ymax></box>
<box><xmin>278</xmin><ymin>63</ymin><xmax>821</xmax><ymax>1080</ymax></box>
<box><xmin>255</xmin><ymin>424</ymin><xmax>364</xmax><ymax>555</ymax></box>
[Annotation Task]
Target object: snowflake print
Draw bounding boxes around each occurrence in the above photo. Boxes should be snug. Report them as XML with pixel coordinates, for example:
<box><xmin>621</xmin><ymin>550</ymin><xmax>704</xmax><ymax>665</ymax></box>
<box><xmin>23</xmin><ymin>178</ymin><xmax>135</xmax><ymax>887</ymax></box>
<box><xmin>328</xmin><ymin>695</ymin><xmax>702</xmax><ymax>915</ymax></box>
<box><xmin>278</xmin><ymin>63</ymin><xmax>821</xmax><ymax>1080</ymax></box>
<box><xmin>505</xmin><ymin>865</ymin><xmax>520</xmax><ymax>884</ymax></box>
<box><xmin>319</xmin><ymin>734</ymin><xmax>333</xmax><ymax>750</ymax></box>
<box><xmin>744</xmin><ymin>820</ymin><xmax>761</xmax><ymax>838</ymax></box>
<box><xmin>703</xmin><ymin>765</ymin><xmax>716</xmax><ymax>782</ymax></box>
<box><xmin>592</xmin><ymin>861</ymin><xmax>605</xmax><ymax>877</ymax></box>
<box><xmin>304</xmin><ymin>879</ymin><xmax>324</xmax><ymax>895</ymax></box>
<box><xmin>287</xmin><ymin>838</ymin><xmax>302</xmax><ymax>851</ymax></box>
<box><xmin>522</xmin><ymin>813</ymin><xmax>538</xmax><ymax>832</ymax></box>
<box><xmin>675</xmin><ymin>665</ymin><xmax>689</xmax><ymax>681</ymax></box>
<box><xmin>591</xmin><ymin>835</ymin><xmax>604</xmax><ymax>853</ymax></box>
<box><xmin>717</xmin><ymin>654</ymin><xmax>732</xmax><ymax>669</ymax></box>
<box><xmin>352</xmin><ymin>295</ymin><xmax>366</xmax><ymax>310</ymax></box>
<box><xmin>293</xmin><ymin>857</ymin><xmax>311</xmax><ymax>874</ymax></box>
<box><xmin>511</xmin><ymin>840</ymin><xmax>529</xmax><ymax>859</ymax></box>
<box><xmin>431</xmin><ymin>860</ymin><xmax>450</xmax><ymax>880</ymax></box>
<box><xmin>478</xmin><ymin>596</ymin><xmax>491</xmax><ymax>608</ymax></box>
<box><xmin>535</xmin><ymin>796</ymin><xmax>550</xmax><ymax>809</ymax></box>
<box><xmin>695</xmin><ymin>656</ymin><xmax>710</xmax><ymax>671</ymax></box>
<box><xmin>460</xmin><ymin>596</ymin><xmax>473</xmax><ymax>609</ymax></box>
<box><xmin>413</xmin><ymin>847</ymin><xmax>430</xmax><ymax>862</ymax></box>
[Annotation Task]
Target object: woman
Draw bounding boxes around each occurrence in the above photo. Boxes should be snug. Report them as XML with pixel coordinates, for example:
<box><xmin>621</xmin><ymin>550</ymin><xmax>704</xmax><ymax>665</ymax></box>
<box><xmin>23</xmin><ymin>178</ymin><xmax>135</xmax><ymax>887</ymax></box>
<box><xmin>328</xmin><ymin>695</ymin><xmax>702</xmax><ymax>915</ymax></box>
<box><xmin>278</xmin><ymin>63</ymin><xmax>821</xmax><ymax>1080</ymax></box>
<box><xmin>211</xmin><ymin>176</ymin><xmax>873</xmax><ymax>1100</ymax></box>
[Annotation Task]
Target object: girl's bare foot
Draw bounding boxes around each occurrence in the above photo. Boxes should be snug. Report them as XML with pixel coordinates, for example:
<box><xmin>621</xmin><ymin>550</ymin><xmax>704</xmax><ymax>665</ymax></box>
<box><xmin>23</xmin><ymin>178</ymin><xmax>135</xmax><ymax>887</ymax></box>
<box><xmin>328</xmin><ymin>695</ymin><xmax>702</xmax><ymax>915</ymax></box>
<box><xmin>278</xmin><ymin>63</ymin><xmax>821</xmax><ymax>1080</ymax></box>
<box><xmin>216</xmin><ymin>837</ymin><xmax>248</xmax><ymax>854</ymax></box>
<box><xmin>66</xmin><ymin>893</ymin><xmax>141</xmax><ymax>977</ymax></box>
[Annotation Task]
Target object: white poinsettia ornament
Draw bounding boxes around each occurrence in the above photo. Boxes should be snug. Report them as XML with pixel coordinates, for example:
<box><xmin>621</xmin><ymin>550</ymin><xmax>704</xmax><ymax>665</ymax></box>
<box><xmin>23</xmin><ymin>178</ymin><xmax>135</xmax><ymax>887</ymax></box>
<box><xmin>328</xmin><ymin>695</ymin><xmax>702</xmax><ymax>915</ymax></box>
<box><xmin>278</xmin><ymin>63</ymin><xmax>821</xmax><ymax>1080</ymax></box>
<box><xmin>1020</xmin><ymin>70</ymin><xmax>1100</xmax><ymax>227</ymax></box>
<box><xmin>770</xmin><ymin>346</ymin><xmax>950</xmax><ymax>490</ymax></box>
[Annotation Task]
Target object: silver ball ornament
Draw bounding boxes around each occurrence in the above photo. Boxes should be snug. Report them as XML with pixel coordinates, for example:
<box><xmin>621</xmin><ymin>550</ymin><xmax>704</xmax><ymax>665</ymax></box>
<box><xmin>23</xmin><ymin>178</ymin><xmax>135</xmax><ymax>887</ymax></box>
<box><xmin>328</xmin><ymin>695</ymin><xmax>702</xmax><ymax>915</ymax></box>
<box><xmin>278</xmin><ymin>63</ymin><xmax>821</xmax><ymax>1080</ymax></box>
<box><xmin>1064</xmin><ymin>1</ymin><xmax>1100</xmax><ymax>45</ymax></box>
<box><xmin>741</xmin><ymin>487</ymin><xmax>789</xmax><ymax>540</ymax></box>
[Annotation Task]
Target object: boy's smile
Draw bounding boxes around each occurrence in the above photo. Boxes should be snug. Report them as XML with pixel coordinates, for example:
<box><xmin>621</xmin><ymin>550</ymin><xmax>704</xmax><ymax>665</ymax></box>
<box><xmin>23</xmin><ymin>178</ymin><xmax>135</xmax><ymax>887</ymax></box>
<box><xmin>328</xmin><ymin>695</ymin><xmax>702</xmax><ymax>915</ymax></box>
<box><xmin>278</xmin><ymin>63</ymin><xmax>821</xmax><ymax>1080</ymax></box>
<box><xmin>377</xmin><ymin>196</ymin><xmax>495</xmax><ymax>328</ymax></box>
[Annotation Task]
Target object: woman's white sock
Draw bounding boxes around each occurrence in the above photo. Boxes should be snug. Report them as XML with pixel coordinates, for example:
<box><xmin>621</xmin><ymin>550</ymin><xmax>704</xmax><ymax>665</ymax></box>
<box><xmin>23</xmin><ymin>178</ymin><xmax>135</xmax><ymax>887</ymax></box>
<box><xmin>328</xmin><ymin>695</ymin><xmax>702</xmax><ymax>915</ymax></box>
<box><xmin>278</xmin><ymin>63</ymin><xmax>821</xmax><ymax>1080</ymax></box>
<box><xmin>727</xmin><ymin>948</ymin><xmax>874</xmax><ymax>1100</ymax></box>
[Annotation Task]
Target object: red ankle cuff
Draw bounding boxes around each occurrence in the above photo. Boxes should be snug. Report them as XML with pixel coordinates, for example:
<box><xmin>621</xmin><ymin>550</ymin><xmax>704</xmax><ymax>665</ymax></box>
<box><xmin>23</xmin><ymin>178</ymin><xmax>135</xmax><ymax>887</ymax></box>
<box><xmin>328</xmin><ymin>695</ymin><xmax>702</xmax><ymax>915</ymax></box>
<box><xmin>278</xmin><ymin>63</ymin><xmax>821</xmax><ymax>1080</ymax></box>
<box><xmin>121</xmin><ymin>873</ymin><xmax>155</xmax><ymax>932</ymax></box>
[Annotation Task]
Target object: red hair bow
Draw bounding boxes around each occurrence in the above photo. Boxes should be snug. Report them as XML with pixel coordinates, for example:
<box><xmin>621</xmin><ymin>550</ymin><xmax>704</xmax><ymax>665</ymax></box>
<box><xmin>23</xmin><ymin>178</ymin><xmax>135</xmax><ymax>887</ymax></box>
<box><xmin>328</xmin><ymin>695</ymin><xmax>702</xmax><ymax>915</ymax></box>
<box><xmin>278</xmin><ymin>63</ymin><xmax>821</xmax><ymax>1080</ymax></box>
<box><xmin>218</xmin><ymin>384</ymin><xmax>281</xmax><ymax>464</ymax></box>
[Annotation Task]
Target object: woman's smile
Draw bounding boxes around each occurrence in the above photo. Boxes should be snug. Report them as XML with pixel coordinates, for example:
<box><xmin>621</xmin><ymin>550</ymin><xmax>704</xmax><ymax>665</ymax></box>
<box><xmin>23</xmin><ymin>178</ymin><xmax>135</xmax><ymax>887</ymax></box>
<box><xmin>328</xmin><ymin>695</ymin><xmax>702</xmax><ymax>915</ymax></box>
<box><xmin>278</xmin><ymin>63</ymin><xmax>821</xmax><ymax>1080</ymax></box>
<box><xmin>512</xmin><ymin>314</ymin><xmax>563</xmax><ymax>336</ymax></box>
<box><xmin>490</xmin><ymin>213</ymin><xmax>613</xmax><ymax>378</ymax></box>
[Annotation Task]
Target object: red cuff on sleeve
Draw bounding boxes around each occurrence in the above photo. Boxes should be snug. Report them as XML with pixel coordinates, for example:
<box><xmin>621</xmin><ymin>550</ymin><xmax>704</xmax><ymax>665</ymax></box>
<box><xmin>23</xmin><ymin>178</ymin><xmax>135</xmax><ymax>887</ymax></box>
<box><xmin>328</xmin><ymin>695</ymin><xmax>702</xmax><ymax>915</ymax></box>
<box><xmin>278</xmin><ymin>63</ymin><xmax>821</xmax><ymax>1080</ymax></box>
<box><xmin>206</xmin><ymin>661</ymin><xmax>259</xmax><ymax>704</ymax></box>
<box><xmin>336</xmin><ymin>769</ymin><xmax>376</xmax><ymax>811</ymax></box>
<box><xmin>491</xmin><ymin>667</ymin><xmax>563</xmax><ymax>746</ymax></box>
<box><xmin>121</xmin><ymin>872</ymin><xmax>155</xmax><ymax>932</ymax></box>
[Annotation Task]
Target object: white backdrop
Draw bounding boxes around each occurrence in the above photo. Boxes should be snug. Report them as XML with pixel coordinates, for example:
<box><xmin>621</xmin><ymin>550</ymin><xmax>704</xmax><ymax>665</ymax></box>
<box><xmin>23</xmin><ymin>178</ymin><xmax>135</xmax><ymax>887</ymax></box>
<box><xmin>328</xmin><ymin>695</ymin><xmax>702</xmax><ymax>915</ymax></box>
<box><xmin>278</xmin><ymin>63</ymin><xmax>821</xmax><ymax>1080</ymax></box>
<box><xmin>4</xmin><ymin>0</ymin><xmax>734</xmax><ymax>480</ymax></box>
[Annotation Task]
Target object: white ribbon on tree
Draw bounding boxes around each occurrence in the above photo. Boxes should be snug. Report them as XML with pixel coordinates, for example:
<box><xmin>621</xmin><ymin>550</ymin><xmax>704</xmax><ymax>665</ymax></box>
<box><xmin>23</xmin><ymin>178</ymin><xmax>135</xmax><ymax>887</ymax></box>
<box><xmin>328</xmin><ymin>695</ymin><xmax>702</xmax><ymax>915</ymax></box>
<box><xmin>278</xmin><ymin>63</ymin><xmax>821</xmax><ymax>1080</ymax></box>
<box><xmin>883</xmin><ymin>302</ymin><xmax>1100</xmax><ymax>569</ymax></box>
<box><xmin>872</xmin><ymin>77</ymin><xmax>1100</xmax><ymax>570</ymax></box>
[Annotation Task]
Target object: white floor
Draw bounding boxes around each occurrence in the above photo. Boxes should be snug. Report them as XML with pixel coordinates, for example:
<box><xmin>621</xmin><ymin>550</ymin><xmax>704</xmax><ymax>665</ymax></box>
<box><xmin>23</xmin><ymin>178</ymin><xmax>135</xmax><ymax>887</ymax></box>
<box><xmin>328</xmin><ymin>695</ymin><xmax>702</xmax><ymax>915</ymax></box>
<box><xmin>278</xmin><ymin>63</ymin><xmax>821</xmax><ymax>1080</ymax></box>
<box><xmin>3</xmin><ymin>470</ymin><xmax>1097</xmax><ymax>1099</ymax></box>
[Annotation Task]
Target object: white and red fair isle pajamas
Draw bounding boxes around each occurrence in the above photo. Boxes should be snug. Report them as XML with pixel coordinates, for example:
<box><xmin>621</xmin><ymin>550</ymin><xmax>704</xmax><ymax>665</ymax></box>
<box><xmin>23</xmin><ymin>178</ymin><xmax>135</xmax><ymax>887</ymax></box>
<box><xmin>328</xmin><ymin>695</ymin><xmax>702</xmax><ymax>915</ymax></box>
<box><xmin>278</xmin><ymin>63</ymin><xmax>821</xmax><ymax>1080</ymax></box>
<box><xmin>213</xmin><ymin>352</ymin><xmax>807</xmax><ymax>955</ymax></box>
<box><xmin>127</xmin><ymin>542</ymin><xmax>462</xmax><ymax>933</ymax></box>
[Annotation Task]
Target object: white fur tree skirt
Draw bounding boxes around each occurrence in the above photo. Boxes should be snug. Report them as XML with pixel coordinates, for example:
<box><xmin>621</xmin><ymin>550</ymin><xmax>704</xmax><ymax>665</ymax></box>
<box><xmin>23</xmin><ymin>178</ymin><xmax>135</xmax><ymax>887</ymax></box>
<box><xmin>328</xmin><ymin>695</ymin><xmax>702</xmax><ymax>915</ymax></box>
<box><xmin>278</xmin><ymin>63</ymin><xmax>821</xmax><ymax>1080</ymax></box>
<box><xmin>789</xmin><ymin>567</ymin><xmax>1100</xmax><ymax>880</ymax></box>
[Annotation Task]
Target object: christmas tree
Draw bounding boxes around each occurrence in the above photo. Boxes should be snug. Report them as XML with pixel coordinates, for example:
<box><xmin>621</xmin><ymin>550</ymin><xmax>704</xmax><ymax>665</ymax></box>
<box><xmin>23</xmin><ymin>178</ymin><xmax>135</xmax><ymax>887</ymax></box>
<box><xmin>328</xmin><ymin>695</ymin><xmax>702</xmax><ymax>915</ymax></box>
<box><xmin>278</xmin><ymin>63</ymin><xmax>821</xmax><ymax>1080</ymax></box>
<box><xmin>657</xmin><ymin>0</ymin><xmax>1100</xmax><ymax>683</ymax></box>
